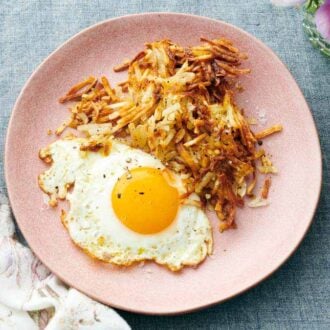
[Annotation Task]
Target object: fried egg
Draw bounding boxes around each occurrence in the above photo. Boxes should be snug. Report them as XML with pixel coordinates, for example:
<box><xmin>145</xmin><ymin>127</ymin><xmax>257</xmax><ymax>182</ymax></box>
<box><xmin>38</xmin><ymin>138</ymin><xmax>213</xmax><ymax>271</ymax></box>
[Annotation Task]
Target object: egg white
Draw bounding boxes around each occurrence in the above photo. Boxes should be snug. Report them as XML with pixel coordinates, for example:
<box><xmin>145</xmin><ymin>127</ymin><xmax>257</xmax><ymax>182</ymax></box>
<box><xmin>39</xmin><ymin>138</ymin><xmax>213</xmax><ymax>271</ymax></box>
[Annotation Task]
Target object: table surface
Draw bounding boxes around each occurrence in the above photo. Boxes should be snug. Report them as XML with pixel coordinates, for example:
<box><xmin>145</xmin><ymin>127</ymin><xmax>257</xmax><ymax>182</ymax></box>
<box><xmin>0</xmin><ymin>0</ymin><xmax>329</xmax><ymax>329</ymax></box>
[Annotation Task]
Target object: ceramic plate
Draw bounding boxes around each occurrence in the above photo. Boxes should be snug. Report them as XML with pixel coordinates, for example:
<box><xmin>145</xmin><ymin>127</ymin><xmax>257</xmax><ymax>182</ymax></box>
<box><xmin>5</xmin><ymin>13</ymin><xmax>322</xmax><ymax>314</ymax></box>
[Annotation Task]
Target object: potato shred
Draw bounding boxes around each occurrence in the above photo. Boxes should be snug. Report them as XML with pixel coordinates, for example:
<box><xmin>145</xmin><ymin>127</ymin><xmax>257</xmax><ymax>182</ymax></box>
<box><xmin>57</xmin><ymin>38</ymin><xmax>282</xmax><ymax>231</ymax></box>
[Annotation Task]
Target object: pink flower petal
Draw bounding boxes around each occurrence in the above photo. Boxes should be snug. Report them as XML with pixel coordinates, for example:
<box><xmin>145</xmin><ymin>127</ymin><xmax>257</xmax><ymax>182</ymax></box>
<box><xmin>271</xmin><ymin>0</ymin><xmax>305</xmax><ymax>6</ymax></box>
<box><xmin>315</xmin><ymin>0</ymin><xmax>330</xmax><ymax>42</ymax></box>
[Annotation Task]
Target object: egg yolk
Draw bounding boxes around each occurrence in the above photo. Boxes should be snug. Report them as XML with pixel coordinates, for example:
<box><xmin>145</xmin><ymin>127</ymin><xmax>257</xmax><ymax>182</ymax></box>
<box><xmin>112</xmin><ymin>167</ymin><xmax>179</xmax><ymax>235</ymax></box>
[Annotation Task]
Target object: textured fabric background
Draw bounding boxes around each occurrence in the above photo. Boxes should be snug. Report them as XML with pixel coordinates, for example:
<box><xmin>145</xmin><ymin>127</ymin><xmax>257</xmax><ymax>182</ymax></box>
<box><xmin>0</xmin><ymin>0</ymin><xmax>329</xmax><ymax>329</ymax></box>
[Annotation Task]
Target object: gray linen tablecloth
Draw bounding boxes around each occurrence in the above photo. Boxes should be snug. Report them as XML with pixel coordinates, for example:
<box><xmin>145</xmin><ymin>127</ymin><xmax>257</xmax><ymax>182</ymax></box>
<box><xmin>0</xmin><ymin>1</ymin><xmax>329</xmax><ymax>329</ymax></box>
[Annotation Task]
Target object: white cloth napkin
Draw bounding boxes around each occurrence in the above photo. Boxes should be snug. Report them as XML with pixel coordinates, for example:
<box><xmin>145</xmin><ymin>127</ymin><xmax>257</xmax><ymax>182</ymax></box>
<box><xmin>0</xmin><ymin>194</ymin><xmax>130</xmax><ymax>330</ymax></box>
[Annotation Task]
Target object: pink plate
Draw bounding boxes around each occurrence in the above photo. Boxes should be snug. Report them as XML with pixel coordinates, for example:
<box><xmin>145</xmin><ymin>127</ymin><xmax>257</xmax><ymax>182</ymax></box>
<box><xmin>5</xmin><ymin>13</ymin><xmax>322</xmax><ymax>314</ymax></box>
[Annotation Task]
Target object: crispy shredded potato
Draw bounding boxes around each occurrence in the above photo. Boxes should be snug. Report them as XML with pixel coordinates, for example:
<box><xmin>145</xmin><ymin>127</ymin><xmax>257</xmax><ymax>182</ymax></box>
<box><xmin>255</xmin><ymin>124</ymin><xmax>283</xmax><ymax>140</ymax></box>
<box><xmin>56</xmin><ymin>38</ymin><xmax>282</xmax><ymax>231</ymax></box>
<box><xmin>261</xmin><ymin>177</ymin><xmax>272</xmax><ymax>199</ymax></box>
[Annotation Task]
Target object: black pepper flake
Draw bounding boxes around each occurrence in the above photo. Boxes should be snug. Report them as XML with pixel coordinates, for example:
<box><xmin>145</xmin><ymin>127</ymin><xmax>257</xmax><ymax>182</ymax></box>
<box><xmin>139</xmin><ymin>192</ymin><xmax>145</xmax><ymax>195</ymax></box>
<box><xmin>117</xmin><ymin>193</ymin><xmax>121</xmax><ymax>199</ymax></box>
<box><xmin>257</xmin><ymin>140</ymin><xmax>263</xmax><ymax>146</ymax></box>
<box><xmin>103</xmin><ymin>174</ymin><xmax>106</xmax><ymax>178</ymax></box>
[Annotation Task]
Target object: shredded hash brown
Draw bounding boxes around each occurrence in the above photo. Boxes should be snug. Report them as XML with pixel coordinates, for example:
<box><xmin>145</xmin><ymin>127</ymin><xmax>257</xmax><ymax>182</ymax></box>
<box><xmin>54</xmin><ymin>37</ymin><xmax>282</xmax><ymax>231</ymax></box>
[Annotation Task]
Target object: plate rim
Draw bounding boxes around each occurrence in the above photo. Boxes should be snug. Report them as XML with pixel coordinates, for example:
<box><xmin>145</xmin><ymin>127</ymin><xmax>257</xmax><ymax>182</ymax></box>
<box><xmin>4</xmin><ymin>12</ymin><xmax>322</xmax><ymax>315</ymax></box>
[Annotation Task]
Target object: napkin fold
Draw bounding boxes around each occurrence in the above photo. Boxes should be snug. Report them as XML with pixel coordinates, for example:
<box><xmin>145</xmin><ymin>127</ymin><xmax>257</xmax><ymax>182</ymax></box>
<box><xmin>0</xmin><ymin>194</ymin><xmax>130</xmax><ymax>330</ymax></box>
